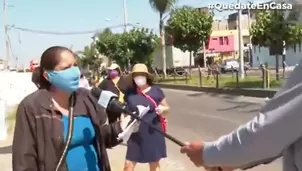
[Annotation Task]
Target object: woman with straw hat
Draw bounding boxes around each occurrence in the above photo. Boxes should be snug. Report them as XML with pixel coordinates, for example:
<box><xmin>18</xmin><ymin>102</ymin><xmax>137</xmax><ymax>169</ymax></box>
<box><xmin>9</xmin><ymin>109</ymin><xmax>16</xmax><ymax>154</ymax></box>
<box><xmin>123</xmin><ymin>63</ymin><xmax>170</xmax><ymax>171</ymax></box>
<box><xmin>98</xmin><ymin>63</ymin><xmax>129</xmax><ymax>123</ymax></box>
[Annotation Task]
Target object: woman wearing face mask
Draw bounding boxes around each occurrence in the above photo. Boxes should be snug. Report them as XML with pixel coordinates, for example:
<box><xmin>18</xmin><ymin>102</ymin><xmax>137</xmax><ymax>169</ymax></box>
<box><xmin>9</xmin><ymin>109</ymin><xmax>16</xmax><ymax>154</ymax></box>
<box><xmin>12</xmin><ymin>46</ymin><xmax>124</xmax><ymax>171</ymax></box>
<box><xmin>123</xmin><ymin>63</ymin><xmax>170</xmax><ymax>171</ymax></box>
<box><xmin>98</xmin><ymin>63</ymin><xmax>130</xmax><ymax>123</ymax></box>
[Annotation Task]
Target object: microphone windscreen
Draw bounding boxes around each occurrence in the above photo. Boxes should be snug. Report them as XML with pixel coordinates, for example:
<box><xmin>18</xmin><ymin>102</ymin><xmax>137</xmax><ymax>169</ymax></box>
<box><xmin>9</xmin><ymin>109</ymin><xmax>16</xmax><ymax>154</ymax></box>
<box><xmin>98</xmin><ymin>91</ymin><xmax>118</xmax><ymax>109</ymax></box>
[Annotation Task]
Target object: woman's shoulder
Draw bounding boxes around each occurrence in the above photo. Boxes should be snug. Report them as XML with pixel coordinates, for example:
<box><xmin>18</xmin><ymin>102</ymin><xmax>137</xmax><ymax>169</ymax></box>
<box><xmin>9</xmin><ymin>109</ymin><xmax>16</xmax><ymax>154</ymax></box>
<box><xmin>18</xmin><ymin>89</ymin><xmax>50</xmax><ymax>117</ymax></box>
<box><xmin>149</xmin><ymin>86</ymin><xmax>165</xmax><ymax>99</ymax></box>
<box><xmin>150</xmin><ymin>85</ymin><xmax>163</xmax><ymax>93</ymax></box>
<box><xmin>21</xmin><ymin>89</ymin><xmax>47</xmax><ymax>105</ymax></box>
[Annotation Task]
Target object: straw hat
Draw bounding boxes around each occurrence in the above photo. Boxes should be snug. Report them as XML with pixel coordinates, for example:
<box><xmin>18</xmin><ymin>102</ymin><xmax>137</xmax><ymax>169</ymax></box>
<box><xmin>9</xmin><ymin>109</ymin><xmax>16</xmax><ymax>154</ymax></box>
<box><xmin>107</xmin><ymin>63</ymin><xmax>120</xmax><ymax>70</ymax></box>
<box><xmin>130</xmin><ymin>63</ymin><xmax>153</xmax><ymax>79</ymax></box>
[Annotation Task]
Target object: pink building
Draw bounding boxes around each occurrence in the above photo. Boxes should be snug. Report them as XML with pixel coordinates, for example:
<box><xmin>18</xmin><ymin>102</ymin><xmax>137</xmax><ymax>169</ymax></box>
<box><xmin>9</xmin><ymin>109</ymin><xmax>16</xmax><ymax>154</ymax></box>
<box><xmin>205</xmin><ymin>35</ymin><xmax>235</xmax><ymax>53</ymax></box>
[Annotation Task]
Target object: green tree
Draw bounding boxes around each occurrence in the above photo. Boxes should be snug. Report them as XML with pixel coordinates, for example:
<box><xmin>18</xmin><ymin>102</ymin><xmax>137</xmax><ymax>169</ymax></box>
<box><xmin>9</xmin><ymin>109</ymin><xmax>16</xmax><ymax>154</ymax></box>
<box><xmin>95</xmin><ymin>28</ymin><xmax>159</xmax><ymax>70</ymax></box>
<box><xmin>149</xmin><ymin>0</ymin><xmax>176</xmax><ymax>78</ymax></box>
<box><xmin>250</xmin><ymin>9</ymin><xmax>302</xmax><ymax>80</ymax></box>
<box><xmin>95</xmin><ymin>29</ymin><xmax>132</xmax><ymax>70</ymax></box>
<box><xmin>165</xmin><ymin>6</ymin><xmax>213</xmax><ymax>72</ymax></box>
<box><xmin>76</xmin><ymin>45</ymin><xmax>101</xmax><ymax>71</ymax></box>
<box><xmin>126</xmin><ymin>28</ymin><xmax>160</xmax><ymax>67</ymax></box>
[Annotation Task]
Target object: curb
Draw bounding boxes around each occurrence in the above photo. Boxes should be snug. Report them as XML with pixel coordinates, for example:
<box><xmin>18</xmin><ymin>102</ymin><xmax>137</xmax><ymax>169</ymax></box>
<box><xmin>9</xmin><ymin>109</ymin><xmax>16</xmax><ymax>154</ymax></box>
<box><xmin>156</xmin><ymin>84</ymin><xmax>277</xmax><ymax>98</ymax></box>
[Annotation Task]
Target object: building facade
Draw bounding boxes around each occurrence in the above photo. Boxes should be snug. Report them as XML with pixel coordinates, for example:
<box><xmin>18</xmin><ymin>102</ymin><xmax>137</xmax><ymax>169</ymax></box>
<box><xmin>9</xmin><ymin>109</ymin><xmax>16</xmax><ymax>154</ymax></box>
<box><xmin>212</xmin><ymin>19</ymin><xmax>229</xmax><ymax>30</ymax></box>
<box><xmin>204</xmin><ymin>29</ymin><xmax>250</xmax><ymax>59</ymax></box>
<box><xmin>206</xmin><ymin>34</ymin><xmax>235</xmax><ymax>61</ymax></box>
<box><xmin>227</xmin><ymin>12</ymin><xmax>255</xmax><ymax>30</ymax></box>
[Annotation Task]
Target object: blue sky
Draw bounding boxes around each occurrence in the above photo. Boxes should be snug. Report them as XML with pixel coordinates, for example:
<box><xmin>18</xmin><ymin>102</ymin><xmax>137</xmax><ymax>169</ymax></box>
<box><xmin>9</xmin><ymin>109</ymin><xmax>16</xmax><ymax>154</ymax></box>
<box><xmin>0</xmin><ymin>0</ymin><xmax>254</xmax><ymax>67</ymax></box>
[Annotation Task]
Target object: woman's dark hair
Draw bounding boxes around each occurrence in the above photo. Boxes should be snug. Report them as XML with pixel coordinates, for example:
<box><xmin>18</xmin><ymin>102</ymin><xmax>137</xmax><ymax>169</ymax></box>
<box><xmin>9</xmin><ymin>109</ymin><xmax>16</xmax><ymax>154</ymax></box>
<box><xmin>32</xmin><ymin>46</ymin><xmax>73</xmax><ymax>89</ymax></box>
<box><xmin>31</xmin><ymin>66</ymin><xmax>41</xmax><ymax>88</ymax></box>
<box><xmin>116</xmin><ymin>68</ymin><xmax>122</xmax><ymax>75</ymax></box>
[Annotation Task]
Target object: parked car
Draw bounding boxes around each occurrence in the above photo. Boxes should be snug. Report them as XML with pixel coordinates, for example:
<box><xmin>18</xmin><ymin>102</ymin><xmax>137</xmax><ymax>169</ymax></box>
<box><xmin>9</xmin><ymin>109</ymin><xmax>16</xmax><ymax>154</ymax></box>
<box><xmin>9</xmin><ymin>67</ymin><xmax>17</xmax><ymax>71</ymax></box>
<box><xmin>220</xmin><ymin>60</ymin><xmax>239</xmax><ymax>73</ymax></box>
<box><xmin>220</xmin><ymin>60</ymin><xmax>250</xmax><ymax>73</ymax></box>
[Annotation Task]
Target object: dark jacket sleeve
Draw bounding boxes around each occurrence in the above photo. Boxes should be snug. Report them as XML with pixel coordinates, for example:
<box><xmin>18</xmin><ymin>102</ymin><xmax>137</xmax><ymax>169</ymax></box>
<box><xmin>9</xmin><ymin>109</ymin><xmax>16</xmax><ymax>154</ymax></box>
<box><xmin>12</xmin><ymin>101</ymin><xmax>38</xmax><ymax>171</ymax></box>
<box><xmin>86</xmin><ymin>91</ymin><xmax>123</xmax><ymax>148</ymax></box>
<box><xmin>99</xmin><ymin>107</ymin><xmax>123</xmax><ymax>148</ymax></box>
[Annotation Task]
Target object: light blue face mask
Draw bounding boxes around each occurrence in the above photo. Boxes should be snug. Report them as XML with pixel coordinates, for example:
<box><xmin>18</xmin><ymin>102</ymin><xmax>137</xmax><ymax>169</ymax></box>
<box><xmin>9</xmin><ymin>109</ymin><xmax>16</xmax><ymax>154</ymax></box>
<box><xmin>47</xmin><ymin>66</ymin><xmax>80</xmax><ymax>93</ymax></box>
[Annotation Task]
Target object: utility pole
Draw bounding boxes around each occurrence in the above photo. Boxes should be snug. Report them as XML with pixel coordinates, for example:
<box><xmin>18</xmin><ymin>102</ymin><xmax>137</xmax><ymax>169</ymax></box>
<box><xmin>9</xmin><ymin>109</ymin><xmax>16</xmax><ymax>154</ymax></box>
<box><xmin>160</xmin><ymin>20</ymin><xmax>167</xmax><ymax>78</ymax></box>
<box><xmin>202</xmin><ymin>41</ymin><xmax>206</xmax><ymax>68</ymax></box>
<box><xmin>122</xmin><ymin>0</ymin><xmax>128</xmax><ymax>32</ymax></box>
<box><xmin>247</xmin><ymin>2</ymin><xmax>253</xmax><ymax>67</ymax></box>
<box><xmin>237</xmin><ymin>0</ymin><xmax>245</xmax><ymax>79</ymax></box>
<box><xmin>3</xmin><ymin>0</ymin><xmax>9</xmax><ymax>69</ymax></box>
<box><xmin>122</xmin><ymin>0</ymin><xmax>131</xmax><ymax>70</ymax></box>
<box><xmin>247</xmin><ymin>9</ymin><xmax>251</xmax><ymax>44</ymax></box>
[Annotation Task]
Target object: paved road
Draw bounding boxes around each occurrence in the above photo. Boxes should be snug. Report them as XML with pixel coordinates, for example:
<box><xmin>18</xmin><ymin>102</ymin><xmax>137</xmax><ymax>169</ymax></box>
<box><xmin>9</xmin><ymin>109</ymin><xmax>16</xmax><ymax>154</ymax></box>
<box><xmin>164</xmin><ymin>89</ymin><xmax>282</xmax><ymax>171</ymax></box>
<box><xmin>0</xmin><ymin>89</ymin><xmax>282</xmax><ymax>171</ymax></box>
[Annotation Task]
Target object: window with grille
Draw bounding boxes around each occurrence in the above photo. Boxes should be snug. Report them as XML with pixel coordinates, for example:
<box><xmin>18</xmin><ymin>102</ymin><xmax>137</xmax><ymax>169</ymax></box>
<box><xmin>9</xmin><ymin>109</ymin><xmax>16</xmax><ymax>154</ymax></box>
<box><xmin>219</xmin><ymin>37</ymin><xmax>223</xmax><ymax>45</ymax></box>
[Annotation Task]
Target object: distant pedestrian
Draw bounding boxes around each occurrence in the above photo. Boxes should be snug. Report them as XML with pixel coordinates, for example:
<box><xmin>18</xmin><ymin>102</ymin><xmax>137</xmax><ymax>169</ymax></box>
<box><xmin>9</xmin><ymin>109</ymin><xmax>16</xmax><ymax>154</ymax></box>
<box><xmin>79</xmin><ymin>73</ymin><xmax>90</xmax><ymax>89</ymax></box>
<box><xmin>98</xmin><ymin>63</ymin><xmax>131</xmax><ymax>123</ymax></box>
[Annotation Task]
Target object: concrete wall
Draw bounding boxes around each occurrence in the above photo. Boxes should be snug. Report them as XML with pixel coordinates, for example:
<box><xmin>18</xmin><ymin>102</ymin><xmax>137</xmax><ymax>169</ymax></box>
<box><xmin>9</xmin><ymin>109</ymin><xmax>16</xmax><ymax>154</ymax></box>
<box><xmin>252</xmin><ymin>44</ymin><xmax>302</xmax><ymax>67</ymax></box>
<box><xmin>0</xmin><ymin>72</ymin><xmax>37</xmax><ymax>140</ymax></box>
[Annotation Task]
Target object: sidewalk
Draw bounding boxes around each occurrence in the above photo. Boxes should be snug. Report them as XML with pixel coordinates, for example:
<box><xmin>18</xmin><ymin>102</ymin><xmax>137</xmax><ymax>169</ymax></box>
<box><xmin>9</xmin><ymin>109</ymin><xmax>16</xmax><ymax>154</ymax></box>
<box><xmin>0</xmin><ymin>135</ymin><xmax>13</xmax><ymax>171</ymax></box>
<box><xmin>0</xmin><ymin>137</ymin><xmax>188</xmax><ymax>171</ymax></box>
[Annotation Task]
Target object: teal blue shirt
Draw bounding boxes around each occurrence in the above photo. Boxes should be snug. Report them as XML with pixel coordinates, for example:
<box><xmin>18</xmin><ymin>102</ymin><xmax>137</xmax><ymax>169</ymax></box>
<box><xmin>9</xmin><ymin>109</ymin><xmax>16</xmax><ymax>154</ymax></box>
<box><xmin>62</xmin><ymin>115</ymin><xmax>101</xmax><ymax>171</ymax></box>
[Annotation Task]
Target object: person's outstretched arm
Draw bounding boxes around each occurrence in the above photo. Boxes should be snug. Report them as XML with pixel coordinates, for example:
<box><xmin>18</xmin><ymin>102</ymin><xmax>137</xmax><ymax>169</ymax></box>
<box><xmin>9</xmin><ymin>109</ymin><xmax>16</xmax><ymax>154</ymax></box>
<box><xmin>202</xmin><ymin>62</ymin><xmax>302</xmax><ymax>168</ymax></box>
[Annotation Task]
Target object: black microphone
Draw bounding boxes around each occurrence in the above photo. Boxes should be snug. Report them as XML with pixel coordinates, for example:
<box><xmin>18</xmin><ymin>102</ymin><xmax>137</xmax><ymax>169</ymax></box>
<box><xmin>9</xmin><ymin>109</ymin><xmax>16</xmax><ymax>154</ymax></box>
<box><xmin>91</xmin><ymin>87</ymin><xmax>123</xmax><ymax>117</ymax></box>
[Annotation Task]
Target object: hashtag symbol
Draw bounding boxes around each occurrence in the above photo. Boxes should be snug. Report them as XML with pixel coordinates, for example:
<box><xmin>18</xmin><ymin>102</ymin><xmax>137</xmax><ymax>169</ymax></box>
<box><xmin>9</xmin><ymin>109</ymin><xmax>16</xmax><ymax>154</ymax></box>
<box><xmin>208</xmin><ymin>4</ymin><xmax>214</xmax><ymax>9</ymax></box>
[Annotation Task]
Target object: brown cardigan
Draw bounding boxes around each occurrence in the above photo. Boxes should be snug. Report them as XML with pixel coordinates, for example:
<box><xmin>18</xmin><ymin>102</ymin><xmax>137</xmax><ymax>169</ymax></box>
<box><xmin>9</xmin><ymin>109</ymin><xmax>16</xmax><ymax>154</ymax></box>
<box><xmin>12</xmin><ymin>88</ymin><xmax>122</xmax><ymax>171</ymax></box>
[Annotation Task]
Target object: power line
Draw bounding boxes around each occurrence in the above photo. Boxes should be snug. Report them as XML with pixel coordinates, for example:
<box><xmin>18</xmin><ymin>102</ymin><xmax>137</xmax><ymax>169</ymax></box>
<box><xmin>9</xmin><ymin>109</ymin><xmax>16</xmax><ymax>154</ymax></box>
<box><xmin>8</xmin><ymin>24</ymin><xmax>137</xmax><ymax>35</ymax></box>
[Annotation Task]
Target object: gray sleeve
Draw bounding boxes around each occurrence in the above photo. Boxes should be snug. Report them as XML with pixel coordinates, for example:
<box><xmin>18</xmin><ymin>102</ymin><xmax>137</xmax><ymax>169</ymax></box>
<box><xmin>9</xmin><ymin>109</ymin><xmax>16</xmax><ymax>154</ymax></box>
<box><xmin>202</xmin><ymin>61</ymin><xmax>302</xmax><ymax>167</ymax></box>
<box><xmin>240</xmin><ymin>154</ymin><xmax>282</xmax><ymax>170</ymax></box>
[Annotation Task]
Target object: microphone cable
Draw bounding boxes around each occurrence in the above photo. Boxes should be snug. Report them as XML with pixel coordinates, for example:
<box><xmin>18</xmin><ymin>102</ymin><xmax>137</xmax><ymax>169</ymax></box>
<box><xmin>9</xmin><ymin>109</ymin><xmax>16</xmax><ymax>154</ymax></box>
<box><xmin>55</xmin><ymin>92</ymin><xmax>76</xmax><ymax>171</ymax></box>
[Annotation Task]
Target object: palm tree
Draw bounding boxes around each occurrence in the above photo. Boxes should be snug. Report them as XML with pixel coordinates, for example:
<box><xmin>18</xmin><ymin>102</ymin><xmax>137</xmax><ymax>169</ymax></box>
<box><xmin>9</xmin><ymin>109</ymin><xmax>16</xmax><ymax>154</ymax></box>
<box><xmin>76</xmin><ymin>45</ymin><xmax>102</xmax><ymax>72</ymax></box>
<box><xmin>149</xmin><ymin>0</ymin><xmax>176</xmax><ymax>78</ymax></box>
